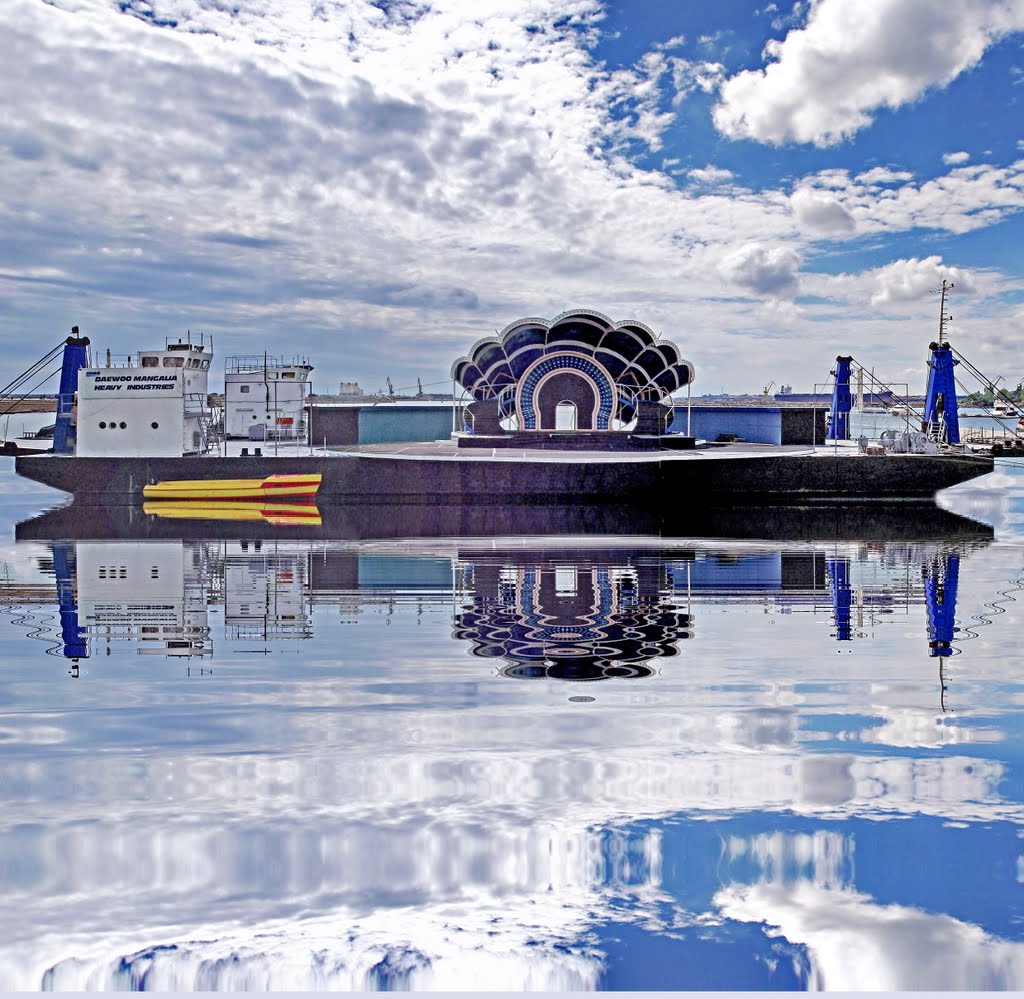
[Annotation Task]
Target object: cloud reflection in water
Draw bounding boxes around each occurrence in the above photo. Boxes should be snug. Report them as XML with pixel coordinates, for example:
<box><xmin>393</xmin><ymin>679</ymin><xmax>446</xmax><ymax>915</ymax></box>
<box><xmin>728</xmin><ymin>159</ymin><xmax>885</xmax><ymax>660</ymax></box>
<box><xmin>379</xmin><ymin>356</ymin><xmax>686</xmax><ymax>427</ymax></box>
<box><xmin>0</xmin><ymin>519</ymin><xmax>1023</xmax><ymax>989</ymax></box>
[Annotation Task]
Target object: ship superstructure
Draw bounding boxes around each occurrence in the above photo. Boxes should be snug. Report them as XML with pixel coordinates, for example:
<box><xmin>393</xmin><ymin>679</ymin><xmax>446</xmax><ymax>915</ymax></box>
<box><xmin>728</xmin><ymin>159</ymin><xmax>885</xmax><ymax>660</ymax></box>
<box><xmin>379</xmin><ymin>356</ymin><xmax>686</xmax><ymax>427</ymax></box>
<box><xmin>77</xmin><ymin>338</ymin><xmax>214</xmax><ymax>457</ymax></box>
<box><xmin>224</xmin><ymin>354</ymin><xmax>312</xmax><ymax>441</ymax></box>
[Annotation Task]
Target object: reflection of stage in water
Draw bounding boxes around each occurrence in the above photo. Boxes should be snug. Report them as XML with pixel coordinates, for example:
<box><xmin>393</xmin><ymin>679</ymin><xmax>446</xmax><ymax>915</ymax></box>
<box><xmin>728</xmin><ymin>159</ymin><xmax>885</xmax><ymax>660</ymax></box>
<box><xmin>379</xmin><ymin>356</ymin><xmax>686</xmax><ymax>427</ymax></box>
<box><xmin>453</xmin><ymin>554</ymin><xmax>692</xmax><ymax>681</ymax></box>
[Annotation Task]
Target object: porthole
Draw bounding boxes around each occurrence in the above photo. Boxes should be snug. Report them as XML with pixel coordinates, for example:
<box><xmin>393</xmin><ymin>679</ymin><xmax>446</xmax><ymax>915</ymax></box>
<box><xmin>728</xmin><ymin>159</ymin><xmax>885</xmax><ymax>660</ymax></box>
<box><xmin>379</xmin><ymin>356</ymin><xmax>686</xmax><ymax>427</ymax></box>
<box><xmin>119</xmin><ymin>422</ymin><xmax>127</xmax><ymax>429</ymax></box>
<box><xmin>151</xmin><ymin>422</ymin><xmax>159</xmax><ymax>429</ymax></box>
<box><xmin>99</xmin><ymin>421</ymin><xmax>106</xmax><ymax>429</ymax></box>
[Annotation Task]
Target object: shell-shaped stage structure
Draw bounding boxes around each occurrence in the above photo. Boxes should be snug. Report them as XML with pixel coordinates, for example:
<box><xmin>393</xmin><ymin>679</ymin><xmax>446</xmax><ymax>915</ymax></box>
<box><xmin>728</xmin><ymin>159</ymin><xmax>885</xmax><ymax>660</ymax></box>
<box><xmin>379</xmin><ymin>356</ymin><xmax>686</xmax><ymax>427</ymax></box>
<box><xmin>451</xmin><ymin>309</ymin><xmax>695</xmax><ymax>432</ymax></box>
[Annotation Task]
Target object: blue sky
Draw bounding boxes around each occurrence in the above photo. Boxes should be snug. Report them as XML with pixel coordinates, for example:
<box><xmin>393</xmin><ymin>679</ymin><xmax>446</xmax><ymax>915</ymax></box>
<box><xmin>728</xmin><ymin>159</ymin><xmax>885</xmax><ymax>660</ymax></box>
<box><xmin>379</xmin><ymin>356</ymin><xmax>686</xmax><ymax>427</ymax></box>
<box><xmin>2</xmin><ymin>0</ymin><xmax>1023</xmax><ymax>395</ymax></box>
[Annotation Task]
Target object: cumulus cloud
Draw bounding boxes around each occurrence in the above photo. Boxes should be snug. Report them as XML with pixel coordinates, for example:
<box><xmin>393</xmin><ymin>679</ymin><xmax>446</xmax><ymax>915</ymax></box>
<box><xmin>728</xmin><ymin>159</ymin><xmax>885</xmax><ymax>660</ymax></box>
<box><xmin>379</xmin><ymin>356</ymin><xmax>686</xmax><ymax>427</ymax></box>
<box><xmin>869</xmin><ymin>256</ymin><xmax>973</xmax><ymax>306</ymax></box>
<box><xmin>854</xmin><ymin>166</ymin><xmax>916</xmax><ymax>186</ymax></box>
<box><xmin>687</xmin><ymin>164</ymin><xmax>734</xmax><ymax>185</ymax></box>
<box><xmin>789</xmin><ymin>162</ymin><xmax>1024</xmax><ymax>237</ymax></box>
<box><xmin>719</xmin><ymin>242</ymin><xmax>801</xmax><ymax>297</ymax></box>
<box><xmin>712</xmin><ymin>0</ymin><xmax>1024</xmax><ymax>146</ymax></box>
<box><xmin>790</xmin><ymin>187</ymin><xmax>856</xmax><ymax>233</ymax></box>
<box><xmin>943</xmin><ymin>150</ymin><xmax>972</xmax><ymax>164</ymax></box>
<box><xmin>0</xmin><ymin>0</ymin><xmax>1022</xmax><ymax>394</ymax></box>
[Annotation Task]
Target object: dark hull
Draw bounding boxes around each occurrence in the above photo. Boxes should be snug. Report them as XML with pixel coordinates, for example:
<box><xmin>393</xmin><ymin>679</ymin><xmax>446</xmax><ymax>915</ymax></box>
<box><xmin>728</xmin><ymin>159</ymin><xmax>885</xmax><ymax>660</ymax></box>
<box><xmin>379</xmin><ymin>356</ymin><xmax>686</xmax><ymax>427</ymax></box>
<box><xmin>13</xmin><ymin>447</ymin><xmax>995</xmax><ymax>505</ymax></box>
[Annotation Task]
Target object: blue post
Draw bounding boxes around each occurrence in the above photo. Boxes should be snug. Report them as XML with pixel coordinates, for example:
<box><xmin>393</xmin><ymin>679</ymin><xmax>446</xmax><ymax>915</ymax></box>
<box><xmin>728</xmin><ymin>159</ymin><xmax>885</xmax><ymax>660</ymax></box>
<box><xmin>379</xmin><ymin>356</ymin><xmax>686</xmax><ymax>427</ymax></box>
<box><xmin>52</xmin><ymin>328</ymin><xmax>90</xmax><ymax>455</ymax></box>
<box><xmin>922</xmin><ymin>342</ymin><xmax>960</xmax><ymax>444</ymax></box>
<box><xmin>52</xmin><ymin>543</ymin><xmax>89</xmax><ymax>661</ymax></box>
<box><xmin>827</xmin><ymin>356</ymin><xmax>853</xmax><ymax>441</ymax></box>
<box><xmin>924</xmin><ymin>552</ymin><xmax>959</xmax><ymax>657</ymax></box>
<box><xmin>827</xmin><ymin>557</ymin><xmax>853</xmax><ymax>640</ymax></box>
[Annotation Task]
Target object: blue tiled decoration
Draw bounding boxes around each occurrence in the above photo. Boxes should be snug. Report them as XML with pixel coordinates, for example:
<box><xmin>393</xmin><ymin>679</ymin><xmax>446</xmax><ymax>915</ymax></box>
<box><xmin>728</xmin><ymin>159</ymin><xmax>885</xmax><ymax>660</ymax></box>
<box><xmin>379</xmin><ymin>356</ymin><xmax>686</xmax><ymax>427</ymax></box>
<box><xmin>519</xmin><ymin>354</ymin><xmax>615</xmax><ymax>430</ymax></box>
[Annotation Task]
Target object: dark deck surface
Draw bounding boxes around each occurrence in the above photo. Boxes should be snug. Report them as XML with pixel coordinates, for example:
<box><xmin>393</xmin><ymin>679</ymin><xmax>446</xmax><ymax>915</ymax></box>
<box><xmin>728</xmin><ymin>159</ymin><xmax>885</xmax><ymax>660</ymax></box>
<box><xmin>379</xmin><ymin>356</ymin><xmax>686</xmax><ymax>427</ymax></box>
<box><xmin>340</xmin><ymin>439</ymin><xmax>815</xmax><ymax>462</ymax></box>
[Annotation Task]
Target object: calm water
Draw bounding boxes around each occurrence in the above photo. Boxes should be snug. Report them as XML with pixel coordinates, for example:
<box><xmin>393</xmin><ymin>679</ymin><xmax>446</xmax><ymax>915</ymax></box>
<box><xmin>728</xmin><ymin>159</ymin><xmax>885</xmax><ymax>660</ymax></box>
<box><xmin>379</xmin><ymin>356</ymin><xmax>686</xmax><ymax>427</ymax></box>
<box><xmin>1</xmin><ymin>461</ymin><xmax>1024</xmax><ymax>991</ymax></box>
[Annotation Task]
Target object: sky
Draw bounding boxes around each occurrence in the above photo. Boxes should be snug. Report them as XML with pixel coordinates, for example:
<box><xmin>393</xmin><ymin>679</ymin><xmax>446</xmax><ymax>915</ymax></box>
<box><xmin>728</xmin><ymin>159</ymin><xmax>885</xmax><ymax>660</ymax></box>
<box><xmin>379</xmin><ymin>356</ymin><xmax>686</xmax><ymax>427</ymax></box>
<box><xmin>2</xmin><ymin>0</ymin><xmax>1024</xmax><ymax>398</ymax></box>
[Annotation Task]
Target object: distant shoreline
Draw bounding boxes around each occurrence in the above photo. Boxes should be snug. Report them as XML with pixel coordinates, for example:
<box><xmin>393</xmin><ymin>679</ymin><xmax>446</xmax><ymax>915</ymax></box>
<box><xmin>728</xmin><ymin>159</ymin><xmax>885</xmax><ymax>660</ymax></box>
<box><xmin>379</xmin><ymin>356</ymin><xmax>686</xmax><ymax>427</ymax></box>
<box><xmin>0</xmin><ymin>398</ymin><xmax>55</xmax><ymax>413</ymax></box>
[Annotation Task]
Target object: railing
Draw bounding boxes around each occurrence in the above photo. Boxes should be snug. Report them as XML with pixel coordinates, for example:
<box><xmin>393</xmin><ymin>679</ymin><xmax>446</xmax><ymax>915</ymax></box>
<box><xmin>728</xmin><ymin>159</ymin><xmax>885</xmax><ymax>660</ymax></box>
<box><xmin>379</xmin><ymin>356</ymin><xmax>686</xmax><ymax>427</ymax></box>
<box><xmin>226</xmin><ymin>355</ymin><xmax>311</xmax><ymax>374</ymax></box>
<box><xmin>264</xmin><ymin>416</ymin><xmax>308</xmax><ymax>441</ymax></box>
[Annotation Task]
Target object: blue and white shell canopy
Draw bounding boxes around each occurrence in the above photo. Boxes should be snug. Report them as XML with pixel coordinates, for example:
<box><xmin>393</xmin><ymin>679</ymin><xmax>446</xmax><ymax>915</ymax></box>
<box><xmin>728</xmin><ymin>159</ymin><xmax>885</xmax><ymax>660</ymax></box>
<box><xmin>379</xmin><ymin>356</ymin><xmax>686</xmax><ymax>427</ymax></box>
<box><xmin>451</xmin><ymin>310</ymin><xmax>696</xmax><ymax>417</ymax></box>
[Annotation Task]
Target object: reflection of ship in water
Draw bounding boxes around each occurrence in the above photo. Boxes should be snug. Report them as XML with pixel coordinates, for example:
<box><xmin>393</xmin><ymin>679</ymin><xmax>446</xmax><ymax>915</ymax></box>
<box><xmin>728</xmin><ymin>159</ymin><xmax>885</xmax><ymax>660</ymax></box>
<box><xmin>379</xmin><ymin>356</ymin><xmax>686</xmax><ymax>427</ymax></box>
<box><xmin>223</xmin><ymin>541</ymin><xmax>311</xmax><ymax>641</ymax></box>
<box><xmin>825</xmin><ymin>546</ymin><xmax>959</xmax><ymax>645</ymax></box>
<box><xmin>16</xmin><ymin>497</ymin><xmax>997</xmax><ymax>545</ymax></box>
<box><xmin>37</xmin><ymin>539</ymin><xmax>312</xmax><ymax>663</ymax></box>
<box><xmin>0</xmin><ymin>535</ymin><xmax>986</xmax><ymax>684</ymax></box>
<box><xmin>52</xmin><ymin>541</ymin><xmax>212</xmax><ymax>663</ymax></box>
<box><xmin>451</xmin><ymin>541</ymin><xmax>973</xmax><ymax>681</ymax></box>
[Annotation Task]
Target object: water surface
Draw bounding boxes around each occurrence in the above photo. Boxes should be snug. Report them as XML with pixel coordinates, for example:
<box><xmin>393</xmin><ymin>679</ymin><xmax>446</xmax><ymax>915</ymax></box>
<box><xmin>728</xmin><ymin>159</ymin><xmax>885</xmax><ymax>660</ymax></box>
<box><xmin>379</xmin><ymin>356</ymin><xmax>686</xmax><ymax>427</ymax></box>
<box><xmin>1</xmin><ymin>463</ymin><xmax>1023</xmax><ymax>990</ymax></box>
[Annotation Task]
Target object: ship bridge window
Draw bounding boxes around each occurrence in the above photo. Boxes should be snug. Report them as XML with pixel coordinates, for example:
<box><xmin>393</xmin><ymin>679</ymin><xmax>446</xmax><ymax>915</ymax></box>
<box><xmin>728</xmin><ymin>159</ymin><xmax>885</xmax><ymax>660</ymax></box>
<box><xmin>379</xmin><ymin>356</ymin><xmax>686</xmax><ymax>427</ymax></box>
<box><xmin>163</xmin><ymin>356</ymin><xmax>184</xmax><ymax>367</ymax></box>
<box><xmin>282</xmin><ymin>371</ymin><xmax>296</xmax><ymax>379</ymax></box>
<box><xmin>201</xmin><ymin>360</ymin><xmax>209</xmax><ymax>369</ymax></box>
<box><xmin>141</xmin><ymin>356</ymin><xmax>159</xmax><ymax>368</ymax></box>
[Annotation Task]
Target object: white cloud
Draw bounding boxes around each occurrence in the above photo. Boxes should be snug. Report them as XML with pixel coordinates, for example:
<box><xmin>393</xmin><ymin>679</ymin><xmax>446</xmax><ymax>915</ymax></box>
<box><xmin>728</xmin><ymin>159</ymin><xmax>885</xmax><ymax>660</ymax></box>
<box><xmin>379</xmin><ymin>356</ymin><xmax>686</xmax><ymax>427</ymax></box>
<box><xmin>687</xmin><ymin>164</ymin><xmax>734</xmax><ymax>185</ymax></box>
<box><xmin>790</xmin><ymin>187</ymin><xmax>856</xmax><ymax>233</ymax></box>
<box><xmin>668</xmin><ymin>56</ymin><xmax>726</xmax><ymax>104</ymax></box>
<box><xmin>944</xmin><ymin>150</ymin><xmax>972</xmax><ymax>164</ymax></box>
<box><xmin>855</xmin><ymin>166</ymin><xmax>916</xmax><ymax>186</ymax></box>
<box><xmin>719</xmin><ymin>242</ymin><xmax>802</xmax><ymax>297</ymax></box>
<box><xmin>869</xmin><ymin>257</ymin><xmax>974</xmax><ymax>306</ymax></box>
<box><xmin>713</xmin><ymin>0</ymin><xmax>1024</xmax><ymax>146</ymax></box>
<box><xmin>0</xmin><ymin>0</ymin><xmax>1022</xmax><ymax>396</ymax></box>
<box><xmin>655</xmin><ymin>34</ymin><xmax>686</xmax><ymax>51</ymax></box>
<box><xmin>790</xmin><ymin>162</ymin><xmax>1024</xmax><ymax>237</ymax></box>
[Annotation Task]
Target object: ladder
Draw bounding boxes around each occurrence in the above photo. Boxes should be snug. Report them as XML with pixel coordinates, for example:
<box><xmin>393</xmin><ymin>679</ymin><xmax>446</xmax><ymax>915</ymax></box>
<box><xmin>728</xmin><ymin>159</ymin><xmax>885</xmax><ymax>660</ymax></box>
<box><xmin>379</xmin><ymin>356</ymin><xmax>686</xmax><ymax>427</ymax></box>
<box><xmin>188</xmin><ymin>394</ymin><xmax>220</xmax><ymax>454</ymax></box>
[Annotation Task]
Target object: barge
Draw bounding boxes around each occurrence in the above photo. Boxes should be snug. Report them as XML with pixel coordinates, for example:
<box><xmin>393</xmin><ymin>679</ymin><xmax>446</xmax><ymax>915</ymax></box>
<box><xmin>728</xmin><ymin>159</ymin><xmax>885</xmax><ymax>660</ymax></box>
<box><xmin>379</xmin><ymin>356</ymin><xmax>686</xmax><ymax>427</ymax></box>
<box><xmin>14</xmin><ymin>439</ymin><xmax>993</xmax><ymax>505</ymax></box>
<box><xmin>5</xmin><ymin>311</ymin><xmax>996</xmax><ymax>506</ymax></box>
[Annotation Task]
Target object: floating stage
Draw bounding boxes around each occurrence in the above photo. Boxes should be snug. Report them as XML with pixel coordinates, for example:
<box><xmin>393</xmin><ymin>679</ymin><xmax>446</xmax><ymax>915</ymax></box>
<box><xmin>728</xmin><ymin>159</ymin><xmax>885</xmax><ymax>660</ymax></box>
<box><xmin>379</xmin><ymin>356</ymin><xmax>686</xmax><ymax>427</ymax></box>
<box><xmin>4</xmin><ymin>311</ymin><xmax>999</xmax><ymax>513</ymax></box>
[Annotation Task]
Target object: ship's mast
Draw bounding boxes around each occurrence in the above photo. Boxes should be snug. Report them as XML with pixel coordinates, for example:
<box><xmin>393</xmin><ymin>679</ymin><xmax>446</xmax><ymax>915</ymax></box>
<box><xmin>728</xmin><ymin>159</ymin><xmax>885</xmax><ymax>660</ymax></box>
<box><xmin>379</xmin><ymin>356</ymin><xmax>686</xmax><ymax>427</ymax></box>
<box><xmin>936</xmin><ymin>277</ymin><xmax>953</xmax><ymax>346</ymax></box>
